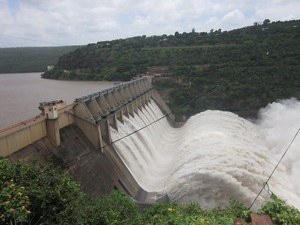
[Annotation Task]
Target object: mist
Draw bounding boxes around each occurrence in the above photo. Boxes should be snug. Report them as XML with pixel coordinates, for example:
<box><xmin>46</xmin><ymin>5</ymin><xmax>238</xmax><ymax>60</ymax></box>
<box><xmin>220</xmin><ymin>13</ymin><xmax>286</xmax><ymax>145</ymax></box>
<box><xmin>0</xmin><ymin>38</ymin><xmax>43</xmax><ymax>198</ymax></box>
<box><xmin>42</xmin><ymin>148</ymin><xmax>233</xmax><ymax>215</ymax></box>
<box><xmin>255</xmin><ymin>98</ymin><xmax>300</xmax><ymax>204</ymax></box>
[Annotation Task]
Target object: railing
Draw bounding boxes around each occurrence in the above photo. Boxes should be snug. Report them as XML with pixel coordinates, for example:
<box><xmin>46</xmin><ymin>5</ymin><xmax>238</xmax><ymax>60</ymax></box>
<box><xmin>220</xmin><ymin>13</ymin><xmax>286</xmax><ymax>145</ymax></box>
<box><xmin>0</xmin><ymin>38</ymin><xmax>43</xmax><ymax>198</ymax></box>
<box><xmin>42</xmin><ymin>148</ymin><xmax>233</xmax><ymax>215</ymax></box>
<box><xmin>0</xmin><ymin>115</ymin><xmax>45</xmax><ymax>138</ymax></box>
<box><xmin>75</xmin><ymin>77</ymin><xmax>151</xmax><ymax>103</ymax></box>
<box><xmin>0</xmin><ymin>115</ymin><xmax>47</xmax><ymax>157</ymax></box>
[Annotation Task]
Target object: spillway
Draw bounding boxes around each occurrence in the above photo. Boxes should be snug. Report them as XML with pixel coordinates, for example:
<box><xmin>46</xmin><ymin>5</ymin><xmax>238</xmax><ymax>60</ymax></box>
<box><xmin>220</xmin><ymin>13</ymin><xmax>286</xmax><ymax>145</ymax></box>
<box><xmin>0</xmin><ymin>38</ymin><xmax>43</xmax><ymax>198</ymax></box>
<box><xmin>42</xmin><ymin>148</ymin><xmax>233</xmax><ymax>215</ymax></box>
<box><xmin>111</xmin><ymin>99</ymin><xmax>300</xmax><ymax>210</ymax></box>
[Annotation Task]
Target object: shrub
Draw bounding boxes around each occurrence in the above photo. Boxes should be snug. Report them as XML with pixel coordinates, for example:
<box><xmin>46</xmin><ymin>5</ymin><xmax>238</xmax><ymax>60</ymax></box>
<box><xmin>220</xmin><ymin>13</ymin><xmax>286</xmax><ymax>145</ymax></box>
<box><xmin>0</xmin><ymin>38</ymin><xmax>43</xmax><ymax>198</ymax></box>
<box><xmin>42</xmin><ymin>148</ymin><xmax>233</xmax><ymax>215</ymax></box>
<box><xmin>259</xmin><ymin>194</ymin><xmax>300</xmax><ymax>225</ymax></box>
<box><xmin>0</xmin><ymin>158</ymin><xmax>85</xmax><ymax>224</ymax></box>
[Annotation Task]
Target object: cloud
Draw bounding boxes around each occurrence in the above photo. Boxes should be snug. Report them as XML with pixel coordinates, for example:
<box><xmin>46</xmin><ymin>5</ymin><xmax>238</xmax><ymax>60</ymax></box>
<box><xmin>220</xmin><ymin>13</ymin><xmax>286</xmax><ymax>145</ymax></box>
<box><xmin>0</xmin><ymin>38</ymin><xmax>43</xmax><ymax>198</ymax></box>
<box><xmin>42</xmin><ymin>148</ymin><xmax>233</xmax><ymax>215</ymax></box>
<box><xmin>219</xmin><ymin>9</ymin><xmax>248</xmax><ymax>30</ymax></box>
<box><xmin>0</xmin><ymin>0</ymin><xmax>299</xmax><ymax>47</ymax></box>
<box><xmin>253</xmin><ymin>0</ymin><xmax>300</xmax><ymax>22</ymax></box>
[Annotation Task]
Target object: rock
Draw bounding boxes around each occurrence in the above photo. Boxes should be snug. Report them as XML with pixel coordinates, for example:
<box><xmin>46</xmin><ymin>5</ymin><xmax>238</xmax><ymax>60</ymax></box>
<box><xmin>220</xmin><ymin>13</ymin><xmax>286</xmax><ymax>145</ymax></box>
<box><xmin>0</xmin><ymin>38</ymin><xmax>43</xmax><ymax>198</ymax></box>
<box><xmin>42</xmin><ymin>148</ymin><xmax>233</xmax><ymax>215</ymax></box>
<box><xmin>251</xmin><ymin>213</ymin><xmax>273</xmax><ymax>225</ymax></box>
<box><xmin>234</xmin><ymin>218</ymin><xmax>245</xmax><ymax>225</ymax></box>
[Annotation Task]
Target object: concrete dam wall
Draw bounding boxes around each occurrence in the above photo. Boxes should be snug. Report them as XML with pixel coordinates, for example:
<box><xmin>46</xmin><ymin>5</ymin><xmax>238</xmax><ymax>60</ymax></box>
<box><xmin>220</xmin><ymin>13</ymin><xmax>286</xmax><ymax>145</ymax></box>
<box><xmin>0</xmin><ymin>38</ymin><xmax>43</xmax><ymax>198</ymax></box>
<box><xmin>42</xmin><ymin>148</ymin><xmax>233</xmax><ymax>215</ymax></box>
<box><xmin>1</xmin><ymin>78</ymin><xmax>174</xmax><ymax>204</ymax></box>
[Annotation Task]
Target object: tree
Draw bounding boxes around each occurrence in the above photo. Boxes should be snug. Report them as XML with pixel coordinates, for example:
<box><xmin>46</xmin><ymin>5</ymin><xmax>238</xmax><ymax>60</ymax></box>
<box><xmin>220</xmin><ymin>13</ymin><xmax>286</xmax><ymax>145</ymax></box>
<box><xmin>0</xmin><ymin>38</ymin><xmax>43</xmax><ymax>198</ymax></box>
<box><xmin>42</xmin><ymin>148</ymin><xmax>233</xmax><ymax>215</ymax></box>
<box><xmin>263</xmin><ymin>19</ymin><xmax>271</xmax><ymax>26</ymax></box>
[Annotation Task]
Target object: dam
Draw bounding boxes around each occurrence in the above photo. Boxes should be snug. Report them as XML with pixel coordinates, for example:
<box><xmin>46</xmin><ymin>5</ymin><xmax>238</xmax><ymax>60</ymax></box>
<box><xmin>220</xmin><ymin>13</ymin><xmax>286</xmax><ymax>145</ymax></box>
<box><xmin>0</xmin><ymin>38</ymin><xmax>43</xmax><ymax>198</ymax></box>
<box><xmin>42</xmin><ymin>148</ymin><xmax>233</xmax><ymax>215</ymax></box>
<box><xmin>1</xmin><ymin>78</ymin><xmax>300</xmax><ymax>209</ymax></box>
<box><xmin>0</xmin><ymin>77</ymin><xmax>173</xmax><ymax>205</ymax></box>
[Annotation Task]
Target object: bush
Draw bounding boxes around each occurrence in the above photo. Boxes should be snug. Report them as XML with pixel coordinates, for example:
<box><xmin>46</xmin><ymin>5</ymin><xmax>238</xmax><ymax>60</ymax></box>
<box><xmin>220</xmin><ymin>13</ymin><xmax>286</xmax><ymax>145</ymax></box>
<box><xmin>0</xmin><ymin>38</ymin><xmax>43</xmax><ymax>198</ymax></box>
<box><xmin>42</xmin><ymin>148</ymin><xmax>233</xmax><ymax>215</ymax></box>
<box><xmin>0</xmin><ymin>179</ymin><xmax>30</xmax><ymax>224</ymax></box>
<box><xmin>0</xmin><ymin>158</ymin><xmax>85</xmax><ymax>225</ymax></box>
<box><xmin>140</xmin><ymin>201</ymin><xmax>250</xmax><ymax>225</ymax></box>
<box><xmin>259</xmin><ymin>194</ymin><xmax>300</xmax><ymax>225</ymax></box>
<box><xmin>92</xmin><ymin>191</ymin><xmax>141</xmax><ymax>225</ymax></box>
<box><xmin>0</xmin><ymin>158</ymin><xmax>141</xmax><ymax>225</ymax></box>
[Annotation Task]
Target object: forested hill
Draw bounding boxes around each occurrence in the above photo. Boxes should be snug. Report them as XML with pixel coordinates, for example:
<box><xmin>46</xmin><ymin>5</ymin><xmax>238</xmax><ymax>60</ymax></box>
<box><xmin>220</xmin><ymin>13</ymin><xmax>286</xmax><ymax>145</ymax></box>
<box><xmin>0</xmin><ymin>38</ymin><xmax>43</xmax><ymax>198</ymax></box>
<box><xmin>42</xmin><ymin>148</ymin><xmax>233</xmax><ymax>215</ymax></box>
<box><xmin>42</xmin><ymin>20</ymin><xmax>300</xmax><ymax>119</ymax></box>
<box><xmin>0</xmin><ymin>46</ymin><xmax>79</xmax><ymax>73</ymax></box>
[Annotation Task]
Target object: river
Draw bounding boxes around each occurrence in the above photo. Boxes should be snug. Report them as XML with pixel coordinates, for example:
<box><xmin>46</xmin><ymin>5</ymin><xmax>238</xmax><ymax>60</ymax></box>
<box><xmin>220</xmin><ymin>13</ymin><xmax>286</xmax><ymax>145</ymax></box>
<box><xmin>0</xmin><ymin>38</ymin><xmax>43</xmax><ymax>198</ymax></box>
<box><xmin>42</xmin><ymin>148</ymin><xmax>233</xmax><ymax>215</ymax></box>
<box><xmin>0</xmin><ymin>72</ymin><xmax>115</xmax><ymax>128</ymax></box>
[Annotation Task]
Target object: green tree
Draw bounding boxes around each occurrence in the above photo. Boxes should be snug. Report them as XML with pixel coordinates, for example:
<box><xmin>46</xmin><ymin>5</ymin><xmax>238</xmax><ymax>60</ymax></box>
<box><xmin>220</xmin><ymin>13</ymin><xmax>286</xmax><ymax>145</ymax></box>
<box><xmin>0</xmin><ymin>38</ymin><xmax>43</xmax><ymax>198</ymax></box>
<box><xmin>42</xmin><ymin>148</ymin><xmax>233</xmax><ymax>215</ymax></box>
<box><xmin>263</xmin><ymin>19</ymin><xmax>271</xmax><ymax>26</ymax></box>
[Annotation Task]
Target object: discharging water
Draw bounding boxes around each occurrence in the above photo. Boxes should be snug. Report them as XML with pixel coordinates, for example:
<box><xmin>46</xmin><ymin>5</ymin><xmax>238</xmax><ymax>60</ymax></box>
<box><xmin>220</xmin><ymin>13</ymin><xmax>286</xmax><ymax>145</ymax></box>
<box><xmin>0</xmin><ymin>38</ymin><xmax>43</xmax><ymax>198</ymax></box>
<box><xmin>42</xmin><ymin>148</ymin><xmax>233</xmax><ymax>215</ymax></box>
<box><xmin>111</xmin><ymin>98</ymin><xmax>300</xmax><ymax>210</ymax></box>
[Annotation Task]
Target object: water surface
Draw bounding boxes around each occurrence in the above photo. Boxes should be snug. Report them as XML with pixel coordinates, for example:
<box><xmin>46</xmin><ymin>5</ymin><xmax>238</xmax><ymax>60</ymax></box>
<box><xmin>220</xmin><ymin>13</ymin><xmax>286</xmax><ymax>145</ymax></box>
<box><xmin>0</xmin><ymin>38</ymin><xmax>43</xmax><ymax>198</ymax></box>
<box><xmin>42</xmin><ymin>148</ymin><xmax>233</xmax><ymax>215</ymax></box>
<box><xmin>0</xmin><ymin>72</ymin><xmax>115</xmax><ymax>128</ymax></box>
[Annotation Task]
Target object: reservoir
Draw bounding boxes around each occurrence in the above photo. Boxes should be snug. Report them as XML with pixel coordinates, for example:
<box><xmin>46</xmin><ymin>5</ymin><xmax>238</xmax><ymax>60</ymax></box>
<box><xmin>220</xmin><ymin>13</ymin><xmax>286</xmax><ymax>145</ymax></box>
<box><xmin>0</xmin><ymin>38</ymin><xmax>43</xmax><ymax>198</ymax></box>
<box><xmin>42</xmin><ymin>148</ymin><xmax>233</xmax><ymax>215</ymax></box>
<box><xmin>0</xmin><ymin>72</ymin><xmax>115</xmax><ymax>128</ymax></box>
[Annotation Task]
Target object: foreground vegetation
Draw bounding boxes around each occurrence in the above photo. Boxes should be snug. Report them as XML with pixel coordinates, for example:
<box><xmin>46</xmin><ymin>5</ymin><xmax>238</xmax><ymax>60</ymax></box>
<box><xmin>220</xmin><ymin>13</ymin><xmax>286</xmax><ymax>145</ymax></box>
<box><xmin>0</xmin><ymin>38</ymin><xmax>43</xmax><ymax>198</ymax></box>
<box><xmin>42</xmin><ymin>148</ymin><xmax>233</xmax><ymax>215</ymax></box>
<box><xmin>42</xmin><ymin>20</ymin><xmax>300</xmax><ymax>119</ymax></box>
<box><xmin>1</xmin><ymin>158</ymin><xmax>300</xmax><ymax>225</ymax></box>
<box><xmin>0</xmin><ymin>46</ymin><xmax>79</xmax><ymax>73</ymax></box>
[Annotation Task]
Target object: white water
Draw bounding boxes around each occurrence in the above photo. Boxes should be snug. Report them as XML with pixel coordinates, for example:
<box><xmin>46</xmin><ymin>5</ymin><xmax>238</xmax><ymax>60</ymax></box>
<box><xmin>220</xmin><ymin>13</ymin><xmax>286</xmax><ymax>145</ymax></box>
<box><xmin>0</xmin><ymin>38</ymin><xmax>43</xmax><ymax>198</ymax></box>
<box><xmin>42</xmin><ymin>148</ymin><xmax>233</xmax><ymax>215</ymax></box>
<box><xmin>110</xmin><ymin>98</ymin><xmax>300</xmax><ymax>210</ymax></box>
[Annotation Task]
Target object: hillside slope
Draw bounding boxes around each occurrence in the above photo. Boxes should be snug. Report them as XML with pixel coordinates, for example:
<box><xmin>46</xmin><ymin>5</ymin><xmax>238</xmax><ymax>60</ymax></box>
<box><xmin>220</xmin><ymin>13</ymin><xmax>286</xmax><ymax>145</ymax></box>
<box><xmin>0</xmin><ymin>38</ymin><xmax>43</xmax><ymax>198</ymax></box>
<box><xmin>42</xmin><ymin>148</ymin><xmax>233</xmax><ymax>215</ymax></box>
<box><xmin>0</xmin><ymin>46</ymin><xmax>80</xmax><ymax>73</ymax></box>
<box><xmin>42</xmin><ymin>20</ymin><xmax>300</xmax><ymax>118</ymax></box>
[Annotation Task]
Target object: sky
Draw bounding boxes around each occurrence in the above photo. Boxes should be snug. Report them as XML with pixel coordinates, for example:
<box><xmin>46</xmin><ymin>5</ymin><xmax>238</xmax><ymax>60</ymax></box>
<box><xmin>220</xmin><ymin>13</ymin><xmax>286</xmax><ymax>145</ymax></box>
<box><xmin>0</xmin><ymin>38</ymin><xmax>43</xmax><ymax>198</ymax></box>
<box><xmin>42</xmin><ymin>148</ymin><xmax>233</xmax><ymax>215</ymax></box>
<box><xmin>0</xmin><ymin>0</ymin><xmax>300</xmax><ymax>47</ymax></box>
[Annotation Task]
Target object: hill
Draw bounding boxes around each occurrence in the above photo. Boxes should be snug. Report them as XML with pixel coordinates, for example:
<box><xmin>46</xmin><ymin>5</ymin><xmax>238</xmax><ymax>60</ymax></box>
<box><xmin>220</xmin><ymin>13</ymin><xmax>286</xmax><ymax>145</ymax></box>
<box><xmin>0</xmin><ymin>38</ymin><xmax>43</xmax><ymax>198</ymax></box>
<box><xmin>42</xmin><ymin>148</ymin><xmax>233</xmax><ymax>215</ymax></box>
<box><xmin>42</xmin><ymin>20</ymin><xmax>300</xmax><ymax>119</ymax></box>
<box><xmin>0</xmin><ymin>46</ymin><xmax>80</xmax><ymax>73</ymax></box>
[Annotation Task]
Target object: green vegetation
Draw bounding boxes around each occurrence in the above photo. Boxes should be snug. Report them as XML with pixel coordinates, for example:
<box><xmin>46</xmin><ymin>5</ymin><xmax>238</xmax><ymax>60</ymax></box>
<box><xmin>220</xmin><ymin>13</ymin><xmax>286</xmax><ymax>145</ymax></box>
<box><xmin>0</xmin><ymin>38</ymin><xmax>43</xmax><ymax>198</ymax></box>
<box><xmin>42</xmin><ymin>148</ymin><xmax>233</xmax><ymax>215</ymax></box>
<box><xmin>42</xmin><ymin>20</ymin><xmax>300</xmax><ymax>119</ymax></box>
<box><xmin>0</xmin><ymin>157</ymin><xmax>139</xmax><ymax>225</ymax></box>
<box><xmin>259</xmin><ymin>194</ymin><xmax>300</xmax><ymax>225</ymax></box>
<box><xmin>0</xmin><ymin>158</ymin><xmax>84</xmax><ymax>224</ymax></box>
<box><xmin>1</xmin><ymin>158</ymin><xmax>300</xmax><ymax>225</ymax></box>
<box><xmin>138</xmin><ymin>201</ymin><xmax>251</xmax><ymax>225</ymax></box>
<box><xmin>0</xmin><ymin>46</ymin><xmax>79</xmax><ymax>73</ymax></box>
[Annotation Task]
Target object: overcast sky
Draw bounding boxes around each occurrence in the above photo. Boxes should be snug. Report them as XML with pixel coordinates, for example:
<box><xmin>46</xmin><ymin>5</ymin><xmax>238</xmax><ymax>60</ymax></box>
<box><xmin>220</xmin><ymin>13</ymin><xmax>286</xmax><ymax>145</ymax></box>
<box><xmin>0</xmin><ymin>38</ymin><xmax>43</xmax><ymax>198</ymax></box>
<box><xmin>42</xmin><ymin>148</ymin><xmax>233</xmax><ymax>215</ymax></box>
<box><xmin>0</xmin><ymin>0</ymin><xmax>299</xmax><ymax>47</ymax></box>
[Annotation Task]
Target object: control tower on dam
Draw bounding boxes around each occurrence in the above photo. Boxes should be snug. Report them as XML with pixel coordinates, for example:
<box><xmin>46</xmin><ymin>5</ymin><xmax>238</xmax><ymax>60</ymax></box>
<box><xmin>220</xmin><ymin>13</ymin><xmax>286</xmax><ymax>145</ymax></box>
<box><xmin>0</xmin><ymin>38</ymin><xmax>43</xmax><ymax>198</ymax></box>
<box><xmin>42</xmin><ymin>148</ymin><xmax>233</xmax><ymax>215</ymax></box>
<box><xmin>0</xmin><ymin>78</ymin><xmax>175</xmax><ymax>205</ymax></box>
